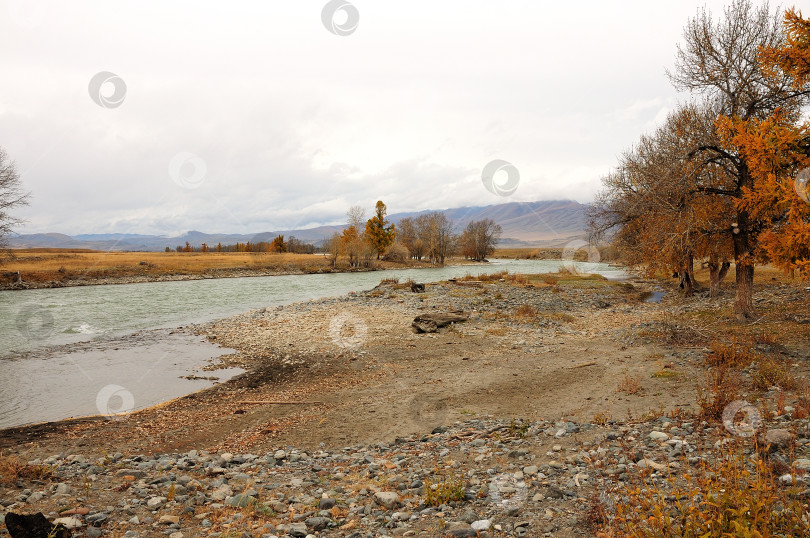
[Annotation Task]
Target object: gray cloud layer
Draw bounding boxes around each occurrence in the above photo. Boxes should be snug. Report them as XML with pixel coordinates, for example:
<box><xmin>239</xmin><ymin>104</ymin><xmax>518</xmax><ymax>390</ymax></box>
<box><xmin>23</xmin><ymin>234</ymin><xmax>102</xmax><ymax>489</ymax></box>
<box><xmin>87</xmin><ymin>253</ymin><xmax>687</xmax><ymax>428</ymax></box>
<box><xmin>1</xmin><ymin>0</ymin><xmax>730</xmax><ymax>235</ymax></box>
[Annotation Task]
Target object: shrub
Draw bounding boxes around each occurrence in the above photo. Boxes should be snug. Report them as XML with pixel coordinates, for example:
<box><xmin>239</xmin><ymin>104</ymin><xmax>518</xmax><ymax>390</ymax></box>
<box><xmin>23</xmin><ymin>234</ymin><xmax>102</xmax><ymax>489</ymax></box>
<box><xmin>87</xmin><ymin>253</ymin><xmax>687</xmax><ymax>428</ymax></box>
<box><xmin>706</xmin><ymin>339</ymin><xmax>759</xmax><ymax>368</ymax></box>
<box><xmin>424</xmin><ymin>473</ymin><xmax>466</xmax><ymax>506</ymax></box>
<box><xmin>598</xmin><ymin>443</ymin><xmax>810</xmax><ymax>536</ymax></box>
<box><xmin>751</xmin><ymin>357</ymin><xmax>796</xmax><ymax>391</ymax></box>
<box><xmin>697</xmin><ymin>366</ymin><xmax>741</xmax><ymax>420</ymax></box>
<box><xmin>0</xmin><ymin>453</ymin><xmax>53</xmax><ymax>485</ymax></box>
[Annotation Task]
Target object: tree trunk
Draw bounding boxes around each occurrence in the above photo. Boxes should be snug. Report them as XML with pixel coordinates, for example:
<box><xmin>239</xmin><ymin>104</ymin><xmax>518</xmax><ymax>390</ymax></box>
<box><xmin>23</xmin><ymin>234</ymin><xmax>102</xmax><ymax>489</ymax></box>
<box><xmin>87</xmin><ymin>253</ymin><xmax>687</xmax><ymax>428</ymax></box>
<box><xmin>734</xmin><ymin>261</ymin><xmax>754</xmax><ymax>320</ymax></box>
<box><xmin>731</xmin><ymin>200</ymin><xmax>755</xmax><ymax>319</ymax></box>
<box><xmin>707</xmin><ymin>256</ymin><xmax>731</xmax><ymax>298</ymax></box>
<box><xmin>677</xmin><ymin>254</ymin><xmax>695</xmax><ymax>296</ymax></box>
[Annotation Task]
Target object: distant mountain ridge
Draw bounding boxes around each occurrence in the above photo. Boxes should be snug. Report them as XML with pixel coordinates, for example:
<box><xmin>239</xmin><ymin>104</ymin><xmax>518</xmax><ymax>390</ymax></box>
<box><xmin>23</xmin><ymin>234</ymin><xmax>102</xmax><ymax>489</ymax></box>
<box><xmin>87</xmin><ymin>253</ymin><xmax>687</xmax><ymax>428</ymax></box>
<box><xmin>9</xmin><ymin>200</ymin><xmax>589</xmax><ymax>251</ymax></box>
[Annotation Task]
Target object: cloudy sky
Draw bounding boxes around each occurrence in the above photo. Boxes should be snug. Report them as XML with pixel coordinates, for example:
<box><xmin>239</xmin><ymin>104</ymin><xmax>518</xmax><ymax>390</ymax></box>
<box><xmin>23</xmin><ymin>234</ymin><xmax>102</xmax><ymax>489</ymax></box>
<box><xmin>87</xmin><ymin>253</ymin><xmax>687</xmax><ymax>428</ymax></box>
<box><xmin>1</xmin><ymin>0</ymin><xmax>735</xmax><ymax>236</ymax></box>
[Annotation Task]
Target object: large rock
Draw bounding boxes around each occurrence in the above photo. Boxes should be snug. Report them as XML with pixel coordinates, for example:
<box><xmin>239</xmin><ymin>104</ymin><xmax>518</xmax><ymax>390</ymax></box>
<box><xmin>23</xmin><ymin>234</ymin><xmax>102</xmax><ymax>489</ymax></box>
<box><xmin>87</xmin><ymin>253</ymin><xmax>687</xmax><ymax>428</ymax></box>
<box><xmin>305</xmin><ymin>516</ymin><xmax>332</xmax><ymax>531</ymax></box>
<box><xmin>287</xmin><ymin>522</ymin><xmax>308</xmax><ymax>537</ymax></box>
<box><xmin>374</xmin><ymin>491</ymin><xmax>401</xmax><ymax>509</ymax></box>
<box><xmin>4</xmin><ymin>513</ymin><xmax>71</xmax><ymax>538</ymax></box>
<box><xmin>760</xmin><ymin>429</ymin><xmax>794</xmax><ymax>451</ymax></box>
<box><xmin>412</xmin><ymin>312</ymin><xmax>467</xmax><ymax>333</ymax></box>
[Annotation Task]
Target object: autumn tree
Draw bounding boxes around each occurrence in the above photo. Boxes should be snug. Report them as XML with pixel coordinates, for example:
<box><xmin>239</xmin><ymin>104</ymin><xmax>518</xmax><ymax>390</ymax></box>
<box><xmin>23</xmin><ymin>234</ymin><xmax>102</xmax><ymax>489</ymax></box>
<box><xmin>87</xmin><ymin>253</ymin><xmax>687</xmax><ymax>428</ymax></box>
<box><xmin>216</xmin><ymin>242</ymin><xmax>222</xmax><ymax>252</ymax></box>
<box><xmin>397</xmin><ymin>217</ymin><xmax>424</xmax><ymax>260</ymax></box>
<box><xmin>340</xmin><ymin>225</ymin><xmax>362</xmax><ymax>267</ymax></box>
<box><xmin>667</xmin><ymin>0</ymin><xmax>810</xmax><ymax>317</ymax></box>
<box><xmin>415</xmin><ymin>212</ymin><xmax>455</xmax><ymax>265</ymax></box>
<box><xmin>460</xmin><ymin>218</ymin><xmax>502</xmax><ymax>261</ymax></box>
<box><xmin>590</xmin><ymin>103</ymin><xmax>736</xmax><ymax>297</ymax></box>
<box><xmin>270</xmin><ymin>234</ymin><xmax>287</xmax><ymax>253</ymax></box>
<box><xmin>0</xmin><ymin>147</ymin><xmax>29</xmax><ymax>252</ymax></box>
<box><xmin>365</xmin><ymin>201</ymin><xmax>396</xmax><ymax>259</ymax></box>
<box><xmin>182</xmin><ymin>241</ymin><xmax>193</xmax><ymax>252</ymax></box>
<box><xmin>201</xmin><ymin>242</ymin><xmax>208</xmax><ymax>253</ymax></box>
<box><xmin>718</xmin><ymin>8</ymin><xmax>810</xmax><ymax>278</ymax></box>
<box><xmin>324</xmin><ymin>232</ymin><xmax>340</xmax><ymax>268</ymax></box>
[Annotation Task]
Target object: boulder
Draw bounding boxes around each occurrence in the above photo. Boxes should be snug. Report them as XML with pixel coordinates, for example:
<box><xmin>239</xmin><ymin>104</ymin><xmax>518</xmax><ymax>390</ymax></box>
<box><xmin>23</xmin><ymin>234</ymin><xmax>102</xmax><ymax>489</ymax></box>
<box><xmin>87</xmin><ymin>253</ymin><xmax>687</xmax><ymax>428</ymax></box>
<box><xmin>5</xmin><ymin>513</ymin><xmax>71</xmax><ymax>538</ymax></box>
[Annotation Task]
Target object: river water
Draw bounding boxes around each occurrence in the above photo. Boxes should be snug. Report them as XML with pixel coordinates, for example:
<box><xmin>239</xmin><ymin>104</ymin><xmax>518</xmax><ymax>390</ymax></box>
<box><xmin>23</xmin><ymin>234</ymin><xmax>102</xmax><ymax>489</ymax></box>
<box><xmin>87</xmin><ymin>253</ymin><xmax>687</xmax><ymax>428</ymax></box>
<box><xmin>0</xmin><ymin>258</ymin><xmax>624</xmax><ymax>428</ymax></box>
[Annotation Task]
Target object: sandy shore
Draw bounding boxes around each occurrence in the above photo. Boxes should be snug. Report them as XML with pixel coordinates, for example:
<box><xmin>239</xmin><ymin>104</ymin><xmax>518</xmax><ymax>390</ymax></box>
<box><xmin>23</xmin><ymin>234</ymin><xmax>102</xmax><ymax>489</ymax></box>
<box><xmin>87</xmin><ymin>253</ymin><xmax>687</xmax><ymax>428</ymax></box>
<box><xmin>1</xmin><ymin>274</ymin><xmax>809</xmax><ymax>536</ymax></box>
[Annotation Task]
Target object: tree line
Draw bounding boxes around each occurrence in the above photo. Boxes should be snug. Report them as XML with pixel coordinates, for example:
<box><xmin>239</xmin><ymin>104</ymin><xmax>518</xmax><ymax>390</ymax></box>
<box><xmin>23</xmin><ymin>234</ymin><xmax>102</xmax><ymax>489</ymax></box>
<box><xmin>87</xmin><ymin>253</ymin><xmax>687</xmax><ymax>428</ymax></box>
<box><xmin>167</xmin><ymin>235</ymin><xmax>315</xmax><ymax>254</ymax></box>
<box><xmin>590</xmin><ymin>1</ymin><xmax>810</xmax><ymax>320</ymax></box>
<box><xmin>325</xmin><ymin>201</ymin><xmax>502</xmax><ymax>268</ymax></box>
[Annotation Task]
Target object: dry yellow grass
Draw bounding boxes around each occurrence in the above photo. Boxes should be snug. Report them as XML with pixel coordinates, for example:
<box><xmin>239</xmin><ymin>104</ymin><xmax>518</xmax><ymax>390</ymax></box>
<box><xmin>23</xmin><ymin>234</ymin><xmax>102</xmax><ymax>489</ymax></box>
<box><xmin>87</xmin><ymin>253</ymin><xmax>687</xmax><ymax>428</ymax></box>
<box><xmin>1</xmin><ymin>249</ymin><xmax>336</xmax><ymax>284</ymax></box>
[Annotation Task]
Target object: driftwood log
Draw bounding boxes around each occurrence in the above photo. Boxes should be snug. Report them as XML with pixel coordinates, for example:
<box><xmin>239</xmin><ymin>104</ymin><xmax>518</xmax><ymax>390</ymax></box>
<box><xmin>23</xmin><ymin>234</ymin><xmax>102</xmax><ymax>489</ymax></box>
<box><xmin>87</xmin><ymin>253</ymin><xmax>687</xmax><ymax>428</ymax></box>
<box><xmin>412</xmin><ymin>312</ymin><xmax>468</xmax><ymax>333</ymax></box>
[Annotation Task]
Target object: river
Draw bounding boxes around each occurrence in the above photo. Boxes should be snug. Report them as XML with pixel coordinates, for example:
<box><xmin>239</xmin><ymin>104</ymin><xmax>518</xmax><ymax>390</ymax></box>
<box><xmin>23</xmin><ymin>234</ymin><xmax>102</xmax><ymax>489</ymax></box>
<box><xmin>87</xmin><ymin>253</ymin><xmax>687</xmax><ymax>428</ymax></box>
<box><xmin>0</xmin><ymin>259</ymin><xmax>624</xmax><ymax>428</ymax></box>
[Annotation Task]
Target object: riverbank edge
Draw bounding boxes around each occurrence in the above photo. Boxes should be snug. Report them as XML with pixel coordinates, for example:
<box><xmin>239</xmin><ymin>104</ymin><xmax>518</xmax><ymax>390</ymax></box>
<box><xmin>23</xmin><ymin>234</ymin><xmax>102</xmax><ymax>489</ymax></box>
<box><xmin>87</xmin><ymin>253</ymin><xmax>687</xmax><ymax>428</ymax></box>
<box><xmin>0</xmin><ymin>260</ymin><xmax>487</xmax><ymax>291</ymax></box>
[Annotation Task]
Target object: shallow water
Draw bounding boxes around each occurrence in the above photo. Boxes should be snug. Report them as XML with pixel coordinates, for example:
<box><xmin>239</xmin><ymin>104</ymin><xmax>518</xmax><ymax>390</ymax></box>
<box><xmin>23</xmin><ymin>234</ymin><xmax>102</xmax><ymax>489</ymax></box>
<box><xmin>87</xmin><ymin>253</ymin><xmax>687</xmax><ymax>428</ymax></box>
<box><xmin>0</xmin><ymin>258</ymin><xmax>625</xmax><ymax>428</ymax></box>
<box><xmin>0</xmin><ymin>330</ymin><xmax>243</xmax><ymax>428</ymax></box>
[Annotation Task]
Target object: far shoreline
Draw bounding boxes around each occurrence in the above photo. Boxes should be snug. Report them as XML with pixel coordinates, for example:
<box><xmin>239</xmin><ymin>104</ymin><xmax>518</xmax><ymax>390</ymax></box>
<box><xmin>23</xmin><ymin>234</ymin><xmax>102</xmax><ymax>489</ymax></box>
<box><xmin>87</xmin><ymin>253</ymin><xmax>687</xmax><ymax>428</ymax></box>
<box><xmin>0</xmin><ymin>254</ymin><xmax>488</xmax><ymax>291</ymax></box>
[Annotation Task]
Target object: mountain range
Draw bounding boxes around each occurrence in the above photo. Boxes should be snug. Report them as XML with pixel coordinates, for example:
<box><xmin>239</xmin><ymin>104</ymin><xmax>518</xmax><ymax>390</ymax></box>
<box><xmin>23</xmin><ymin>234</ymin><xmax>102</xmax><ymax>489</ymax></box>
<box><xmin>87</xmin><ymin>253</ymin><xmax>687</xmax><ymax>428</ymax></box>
<box><xmin>9</xmin><ymin>200</ymin><xmax>589</xmax><ymax>251</ymax></box>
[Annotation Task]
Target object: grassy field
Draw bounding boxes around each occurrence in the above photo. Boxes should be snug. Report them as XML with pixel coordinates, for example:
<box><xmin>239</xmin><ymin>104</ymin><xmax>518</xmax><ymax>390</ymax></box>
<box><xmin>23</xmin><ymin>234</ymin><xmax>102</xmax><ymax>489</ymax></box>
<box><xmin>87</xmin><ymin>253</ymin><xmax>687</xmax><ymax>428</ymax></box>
<box><xmin>493</xmin><ymin>246</ymin><xmax>620</xmax><ymax>261</ymax></box>
<box><xmin>0</xmin><ymin>249</ymin><xmax>420</xmax><ymax>285</ymax></box>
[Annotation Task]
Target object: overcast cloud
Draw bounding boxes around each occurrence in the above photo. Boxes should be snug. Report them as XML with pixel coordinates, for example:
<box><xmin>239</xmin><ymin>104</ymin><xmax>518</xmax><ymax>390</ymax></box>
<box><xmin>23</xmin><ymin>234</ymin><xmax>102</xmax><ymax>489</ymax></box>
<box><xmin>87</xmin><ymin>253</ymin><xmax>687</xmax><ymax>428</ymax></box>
<box><xmin>1</xmin><ymin>0</ymin><xmax>733</xmax><ymax>236</ymax></box>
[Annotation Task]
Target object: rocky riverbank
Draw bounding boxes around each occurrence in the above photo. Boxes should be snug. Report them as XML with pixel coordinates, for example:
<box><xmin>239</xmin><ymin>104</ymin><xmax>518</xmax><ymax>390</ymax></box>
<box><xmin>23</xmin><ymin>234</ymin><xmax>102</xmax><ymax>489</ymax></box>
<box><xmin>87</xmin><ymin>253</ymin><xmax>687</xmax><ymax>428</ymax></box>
<box><xmin>2</xmin><ymin>271</ymin><xmax>810</xmax><ymax>536</ymax></box>
<box><xmin>2</xmin><ymin>414</ymin><xmax>808</xmax><ymax>537</ymax></box>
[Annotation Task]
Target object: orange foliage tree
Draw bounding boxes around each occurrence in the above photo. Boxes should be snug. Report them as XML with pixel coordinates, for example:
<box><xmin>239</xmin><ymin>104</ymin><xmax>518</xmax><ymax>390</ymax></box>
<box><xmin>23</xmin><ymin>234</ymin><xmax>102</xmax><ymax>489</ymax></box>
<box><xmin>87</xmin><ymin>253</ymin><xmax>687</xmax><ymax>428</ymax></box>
<box><xmin>715</xmin><ymin>8</ymin><xmax>810</xmax><ymax>278</ymax></box>
<box><xmin>365</xmin><ymin>201</ymin><xmax>395</xmax><ymax>259</ymax></box>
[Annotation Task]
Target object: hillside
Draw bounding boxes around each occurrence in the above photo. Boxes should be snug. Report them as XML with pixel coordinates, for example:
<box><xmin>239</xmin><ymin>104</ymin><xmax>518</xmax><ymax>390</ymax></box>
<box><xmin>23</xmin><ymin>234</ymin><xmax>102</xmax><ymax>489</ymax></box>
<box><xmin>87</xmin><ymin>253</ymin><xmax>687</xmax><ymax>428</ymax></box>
<box><xmin>9</xmin><ymin>200</ymin><xmax>588</xmax><ymax>251</ymax></box>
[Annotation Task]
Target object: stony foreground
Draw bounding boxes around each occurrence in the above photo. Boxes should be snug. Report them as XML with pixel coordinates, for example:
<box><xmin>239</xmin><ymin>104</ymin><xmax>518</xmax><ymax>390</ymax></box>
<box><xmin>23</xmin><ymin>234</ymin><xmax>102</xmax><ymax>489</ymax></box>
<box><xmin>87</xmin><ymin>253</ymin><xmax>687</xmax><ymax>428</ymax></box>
<box><xmin>2</xmin><ymin>412</ymin><xmax>809</xmax><ymax>538</ymax></box>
